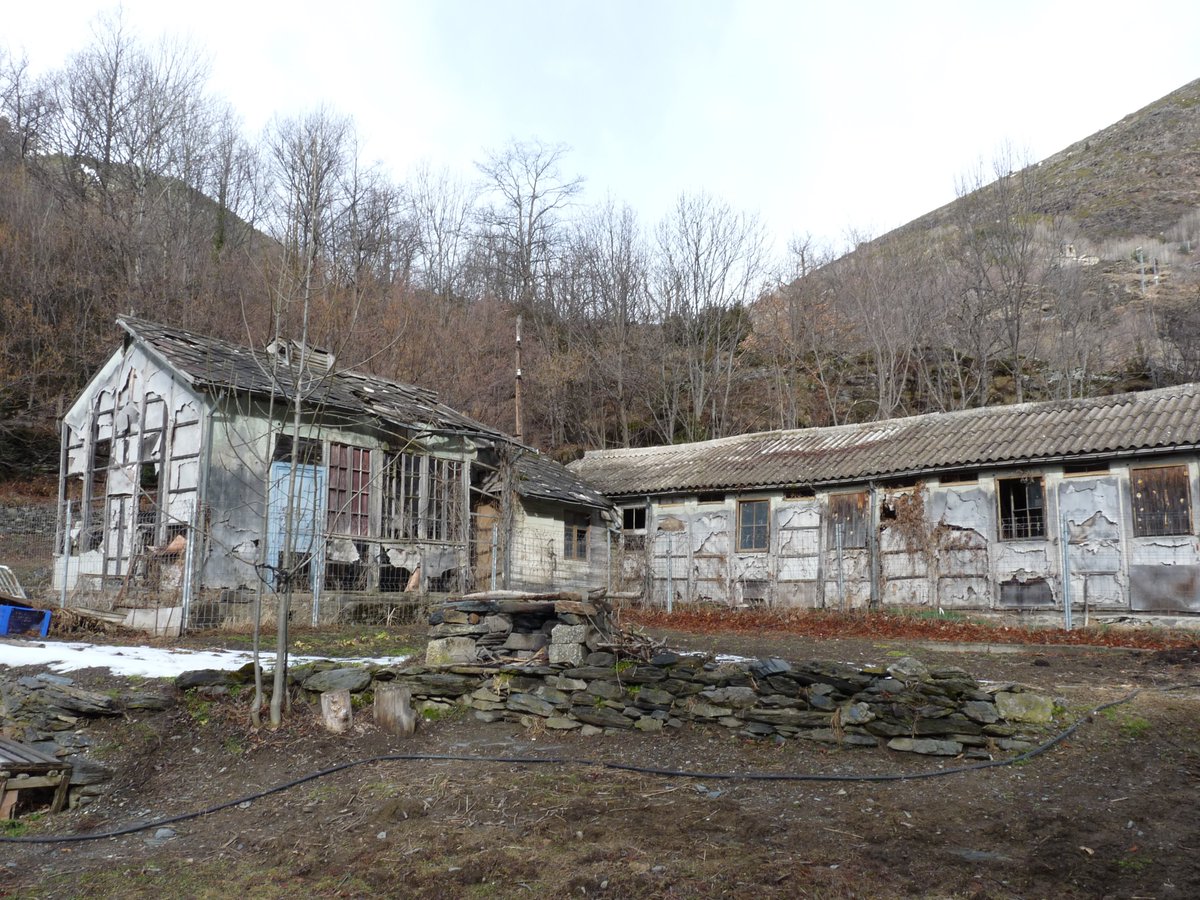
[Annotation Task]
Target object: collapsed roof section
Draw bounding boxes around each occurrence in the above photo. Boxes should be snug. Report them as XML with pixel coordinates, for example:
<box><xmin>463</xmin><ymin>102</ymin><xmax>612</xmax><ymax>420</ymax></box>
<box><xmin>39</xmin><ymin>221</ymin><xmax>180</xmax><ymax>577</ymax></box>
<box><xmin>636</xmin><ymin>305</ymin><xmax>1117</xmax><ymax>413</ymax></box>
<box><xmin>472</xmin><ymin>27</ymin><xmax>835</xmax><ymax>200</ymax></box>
<box><xmin>117</xmin><ymin>317</ymin><xmax>612</xmax><ymax>512</ymax></box>
<box><xmin>118</xmin><ymin>316</ymin><xmax>509</xmax><ymax>442</ymax></box>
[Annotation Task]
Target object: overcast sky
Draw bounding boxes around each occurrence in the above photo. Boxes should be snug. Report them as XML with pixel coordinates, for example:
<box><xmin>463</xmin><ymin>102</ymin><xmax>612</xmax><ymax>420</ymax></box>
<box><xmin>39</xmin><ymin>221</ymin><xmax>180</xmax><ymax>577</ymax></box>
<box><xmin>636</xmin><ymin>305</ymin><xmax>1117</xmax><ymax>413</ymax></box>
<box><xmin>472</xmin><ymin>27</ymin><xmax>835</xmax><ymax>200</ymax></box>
<box><xmin>6</xmin><ymin>1</ymin><xmax>1200</xmax><ymax>256</ymax></box>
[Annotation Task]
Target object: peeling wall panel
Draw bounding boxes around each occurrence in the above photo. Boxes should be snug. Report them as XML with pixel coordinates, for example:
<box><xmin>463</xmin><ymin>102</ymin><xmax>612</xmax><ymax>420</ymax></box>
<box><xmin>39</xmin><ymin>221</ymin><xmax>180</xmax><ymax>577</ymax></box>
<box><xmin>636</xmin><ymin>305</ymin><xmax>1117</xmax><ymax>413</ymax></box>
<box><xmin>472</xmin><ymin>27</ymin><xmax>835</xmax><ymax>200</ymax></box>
<box><xmin>1071</xmin><ymin>543</ymin><xmax>1121</xmax><ymax>573</ymax></box>
<box><xmin>774</xmin><ymin>581</ymin><xmax>820</xmax><ymax>608</ymax></box>
<box><xmin>777</xmin><ymin>556</ymin><xmax>818</xmax><ymax>581</ymax></box>
<box><xmin>1082</xmin><ymin>573</ymin><xmax>1125</xmax><ymax>607</ymax></box>
<box><xmin>778</xmin><ymin>528</ymin><xmax>818</xmax><ymax>556</ymax></box>
<box><xmin>882</xmin><ymin>579</ymin><xmax>932</xmax><ymax>607</ymax></box>
<box><xmin>930</xmin><ymin>488</ymin><xmax>993</xmax><ymax>533</ymax></box>
<box><xmin>939</xmin><ymin>548</ymin><xmax>989</xmax><ymax>574</ymax></box>
<box><xmin>938</xmin><ymin>577</ymin><xmax>992</xmax><ymax>607</ymax></box>
<box><xmin>881</xmin><ymin>552</ymin><xmax>924</xmax><ymax>580</ymax></box>
<box><xmin>776</xmin><ymin>504</ymin><xmax>820</xmax><ymax>530</ymax></box>
<box><xmin>731</xmin><ymin>555</ymin><xmax>768</xmax><ymax>581</ymax></box>
<box><xmin>993</xmin><ymin>542</ymin><xmax>1053</xmax><ymax>574</ymax></box>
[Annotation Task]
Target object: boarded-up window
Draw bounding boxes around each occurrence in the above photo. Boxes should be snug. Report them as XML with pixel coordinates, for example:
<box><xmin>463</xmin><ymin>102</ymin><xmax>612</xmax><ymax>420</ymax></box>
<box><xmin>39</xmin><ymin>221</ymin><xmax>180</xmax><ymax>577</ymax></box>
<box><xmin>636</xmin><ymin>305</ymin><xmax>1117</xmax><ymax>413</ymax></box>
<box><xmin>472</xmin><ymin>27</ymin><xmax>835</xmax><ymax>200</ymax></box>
<box><xmin>328</xmin><ymin>444</ymin><xmax>370</xmax><ymax>536</ymax></box>
<box><xmin>1131</xmin><ymin>465</ymin><xmax>1192</xmax><ymax>537</ymax></box>
<box><xmin>826</xmin><ymin>492</ymin><xmax>868</xmax><ymax>549</ymax></box>
<box><xmin>565</xmin><ymin>512</ymin><xmax>590</xmax><ymax>560</ymax></box>
<box><xmin>998</xmin><ymin>477</ymin><xmax>1045</xmax><ymax>540</ymax></box>
<box><xmin>737</xmin><ymin>499</ymin><xmax>770</xmax><ymax>551</ymax></box>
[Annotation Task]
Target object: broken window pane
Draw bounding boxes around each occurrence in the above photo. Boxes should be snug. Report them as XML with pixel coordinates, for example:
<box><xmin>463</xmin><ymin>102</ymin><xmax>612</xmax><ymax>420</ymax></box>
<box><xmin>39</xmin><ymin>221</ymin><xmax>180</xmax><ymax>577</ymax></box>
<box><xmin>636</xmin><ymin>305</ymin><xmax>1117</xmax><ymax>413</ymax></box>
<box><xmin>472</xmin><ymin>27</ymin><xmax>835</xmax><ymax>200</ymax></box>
<box><xmin>272</xmin><ymin>434</ymin><xmax>322</xmax><ymax>464</ymax></box>
<box><xmin>1131</xmin><ymin>465</ymin><xmax>1192</xmax><ymax>536</ymax></box>
<box><xmin>328</xmin><ymin>444</ymin><xmax>371</xmax><ymax>536</ymax></box>
<box><xmin>738</xmin><ymin>499</ymin><xmax>770</xmax><ymax>552</ymax></box>
<box><xmin>427</xmin><ymin>458</ymin><xmax>464</xmax><ymax>542</ymax></box>
<box><xmin>382</xmin><ymin>451</ymin><xmax>420</xmax><ymax>540</ymax></box>
<box><xmin>998</xmin><ymin>477</ymin><xmax>1046</xmax><ymax>540</ymax></box>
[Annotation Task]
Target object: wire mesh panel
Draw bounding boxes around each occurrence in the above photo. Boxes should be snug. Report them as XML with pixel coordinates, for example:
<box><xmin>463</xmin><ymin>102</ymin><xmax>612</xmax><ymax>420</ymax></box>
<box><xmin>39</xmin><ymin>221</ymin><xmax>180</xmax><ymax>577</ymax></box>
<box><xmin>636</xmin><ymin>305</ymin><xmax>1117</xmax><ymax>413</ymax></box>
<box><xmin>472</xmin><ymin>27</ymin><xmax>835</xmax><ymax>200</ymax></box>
<box><xmin>0</xmin><ymin>503</ymin><xmax>57</xmax><ymax>599</ymax></box>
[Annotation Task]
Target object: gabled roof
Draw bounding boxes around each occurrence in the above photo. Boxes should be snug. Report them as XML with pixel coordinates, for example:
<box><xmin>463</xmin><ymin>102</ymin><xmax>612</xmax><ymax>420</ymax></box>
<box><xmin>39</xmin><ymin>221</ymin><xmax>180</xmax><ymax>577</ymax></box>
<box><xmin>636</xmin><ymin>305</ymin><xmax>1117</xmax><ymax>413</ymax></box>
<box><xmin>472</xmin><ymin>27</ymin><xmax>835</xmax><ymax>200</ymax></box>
<box><xmin>569</xmin><ymin>383</ymin><xmax>1200</xmax><ymax>498</ymax></box>
<box><xmin>514</xmin><ymin>451</ymin><xmax>612</xmax><ymax>511</ymax></box>
<box><xmin>119</xmin><ymin>316</ymin><xmax>507</xmax><ymax>440</ymax></box>
<box><xmin>116</xmin><ymin>317</ymin><xmax>612</xmax><ymax>509</ymax></box>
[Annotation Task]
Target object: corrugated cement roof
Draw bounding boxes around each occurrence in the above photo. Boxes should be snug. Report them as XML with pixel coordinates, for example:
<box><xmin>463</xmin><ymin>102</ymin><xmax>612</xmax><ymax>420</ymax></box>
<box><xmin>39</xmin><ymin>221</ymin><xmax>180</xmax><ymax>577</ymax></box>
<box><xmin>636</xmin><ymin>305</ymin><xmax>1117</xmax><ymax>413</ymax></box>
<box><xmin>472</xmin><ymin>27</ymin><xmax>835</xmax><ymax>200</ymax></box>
<box><xmin>569</xmin><ymin>383</ymin><xmax>1200</xmax><ymax>498</ymax></box>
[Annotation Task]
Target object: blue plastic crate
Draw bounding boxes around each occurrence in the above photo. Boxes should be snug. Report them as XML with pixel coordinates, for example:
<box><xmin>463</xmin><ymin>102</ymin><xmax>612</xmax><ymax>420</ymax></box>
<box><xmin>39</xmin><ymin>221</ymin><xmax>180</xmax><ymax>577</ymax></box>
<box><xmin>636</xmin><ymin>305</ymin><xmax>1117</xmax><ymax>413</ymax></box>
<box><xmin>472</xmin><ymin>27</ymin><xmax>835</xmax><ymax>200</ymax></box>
<box><xmin>0</xmin><ymin>604</ymin><xmax>51</xmax><ymax>638</ymax></box>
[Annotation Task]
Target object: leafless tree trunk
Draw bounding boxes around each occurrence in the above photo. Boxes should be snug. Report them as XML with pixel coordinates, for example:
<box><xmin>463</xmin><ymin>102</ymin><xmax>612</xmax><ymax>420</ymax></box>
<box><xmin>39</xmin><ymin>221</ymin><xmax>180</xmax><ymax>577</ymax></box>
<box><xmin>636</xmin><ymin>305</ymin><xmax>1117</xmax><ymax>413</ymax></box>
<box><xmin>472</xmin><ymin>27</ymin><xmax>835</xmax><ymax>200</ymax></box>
<box><xmin>951</xmin><ymin>147</ymin><xmax>1052</xmax><ymax>404</ymax></box>
<box><xmin>650</xmin><ymin>192</ymin><xmax>768</xmax><ymax>441</ymax></box>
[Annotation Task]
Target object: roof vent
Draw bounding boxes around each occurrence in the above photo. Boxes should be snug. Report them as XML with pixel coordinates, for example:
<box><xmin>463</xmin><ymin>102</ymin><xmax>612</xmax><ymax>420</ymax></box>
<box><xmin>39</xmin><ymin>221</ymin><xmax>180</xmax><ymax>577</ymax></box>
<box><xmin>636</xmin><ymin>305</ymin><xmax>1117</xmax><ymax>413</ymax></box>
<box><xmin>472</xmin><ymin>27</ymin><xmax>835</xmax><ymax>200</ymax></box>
<box><xmin>266</xmin><ymin>338</ymin><xmax>335</xmax><ymax>372</ymax></box>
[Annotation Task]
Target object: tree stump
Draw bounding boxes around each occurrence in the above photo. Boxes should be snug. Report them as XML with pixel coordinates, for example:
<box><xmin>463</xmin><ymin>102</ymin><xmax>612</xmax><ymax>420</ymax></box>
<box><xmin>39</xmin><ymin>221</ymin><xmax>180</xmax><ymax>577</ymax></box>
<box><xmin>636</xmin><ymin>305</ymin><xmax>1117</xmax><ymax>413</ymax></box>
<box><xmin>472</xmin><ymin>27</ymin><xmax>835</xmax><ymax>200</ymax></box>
<box><xmin>375</xmin><ymin>684</ymin><xmax>417</xmax><ymax>736</ymax></box>
<box><xmin>320</xmin><ymin>689</ymin><xmax>353</xmax><ymax>733</ymax></box>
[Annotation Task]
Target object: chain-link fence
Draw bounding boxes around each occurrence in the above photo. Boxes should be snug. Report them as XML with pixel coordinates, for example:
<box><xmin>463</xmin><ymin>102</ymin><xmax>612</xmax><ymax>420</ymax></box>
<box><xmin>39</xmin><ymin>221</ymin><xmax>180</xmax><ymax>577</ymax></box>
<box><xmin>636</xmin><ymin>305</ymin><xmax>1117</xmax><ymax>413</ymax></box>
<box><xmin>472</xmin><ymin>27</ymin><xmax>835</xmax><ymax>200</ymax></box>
<box><xmin>0</xmin><ymin>502</ymin><xmax>58</xmax><ymax>600</ymax></box>
<box><xmin>22</xmin><ymin>500</ymin><xmax>636</xmax><ymax>632</ymax></box>
<box><xmin>12</xmin><ymin>496</ymin><xmax>1199</xmax><ymax>631</ymax></box>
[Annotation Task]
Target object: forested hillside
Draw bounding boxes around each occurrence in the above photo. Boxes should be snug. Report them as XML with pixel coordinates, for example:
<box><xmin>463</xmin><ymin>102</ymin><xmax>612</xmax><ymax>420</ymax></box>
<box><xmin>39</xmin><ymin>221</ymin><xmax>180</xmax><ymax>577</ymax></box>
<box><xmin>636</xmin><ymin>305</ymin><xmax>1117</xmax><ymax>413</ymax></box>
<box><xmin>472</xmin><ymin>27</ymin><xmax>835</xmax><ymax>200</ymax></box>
<box><xmin>2</xmin><ymin>22</ymin><xmax>1199</xmax><ymax>477</ymax></box>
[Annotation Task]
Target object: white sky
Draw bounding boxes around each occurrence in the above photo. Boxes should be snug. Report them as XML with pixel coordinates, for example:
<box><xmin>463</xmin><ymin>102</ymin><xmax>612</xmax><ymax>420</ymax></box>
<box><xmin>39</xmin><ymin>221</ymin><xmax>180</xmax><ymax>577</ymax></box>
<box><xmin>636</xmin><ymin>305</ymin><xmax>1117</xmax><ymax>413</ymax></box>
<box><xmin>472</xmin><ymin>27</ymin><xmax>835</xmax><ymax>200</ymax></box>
<box><xmin>5</xmin><ymin>0</ymin><xmax>1200</xmax><ymax>256</ymax></box>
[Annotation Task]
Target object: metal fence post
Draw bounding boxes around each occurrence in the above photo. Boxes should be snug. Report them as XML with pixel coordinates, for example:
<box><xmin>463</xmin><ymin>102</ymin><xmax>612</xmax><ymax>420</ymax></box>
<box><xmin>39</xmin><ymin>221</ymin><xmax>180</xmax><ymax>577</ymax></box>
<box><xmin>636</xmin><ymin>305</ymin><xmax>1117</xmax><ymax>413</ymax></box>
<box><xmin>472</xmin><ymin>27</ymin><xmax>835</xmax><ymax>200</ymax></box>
<box><xmin>59</xmin><ymin>500</ymin><xmax>72</xmax><ymax>609</ymax></box>
<box><xmin>489</xmin><ymin>518</ymin><xmax>498</xmax><ymax>591</ymax></box>
<box><xmin>1060</xmin><ymin>518</ymin><xmax>1073</xmax><ymax>631</ymax></box>
<box><xmin>666</xmin><ymin>532</ymin><xmax>673</xmax><ymax>615</ymax></box>
<box><xmin>836</xmin><ymin>523</ymin><xmax>845</xmax><ymax>612</ymax></box>
<box><xmin>606</xmin><ymin>529</ymin><xmax>612</xmax><ymax>594</ymax></box>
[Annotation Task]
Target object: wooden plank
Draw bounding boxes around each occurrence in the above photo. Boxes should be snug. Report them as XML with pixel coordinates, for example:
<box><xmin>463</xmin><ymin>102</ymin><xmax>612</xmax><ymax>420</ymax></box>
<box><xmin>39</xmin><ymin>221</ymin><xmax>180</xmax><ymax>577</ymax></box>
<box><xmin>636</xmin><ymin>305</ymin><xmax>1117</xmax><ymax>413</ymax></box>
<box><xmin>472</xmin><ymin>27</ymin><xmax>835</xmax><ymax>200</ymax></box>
<box><xmin>0</xmin><ymin>737</ymin><xmax>73</xmax><ymax>817</ymax></box>
<box><xmin>0</xmin><ymin>736</ymin><xmax>64</xmax><ymax>771</ymax></box>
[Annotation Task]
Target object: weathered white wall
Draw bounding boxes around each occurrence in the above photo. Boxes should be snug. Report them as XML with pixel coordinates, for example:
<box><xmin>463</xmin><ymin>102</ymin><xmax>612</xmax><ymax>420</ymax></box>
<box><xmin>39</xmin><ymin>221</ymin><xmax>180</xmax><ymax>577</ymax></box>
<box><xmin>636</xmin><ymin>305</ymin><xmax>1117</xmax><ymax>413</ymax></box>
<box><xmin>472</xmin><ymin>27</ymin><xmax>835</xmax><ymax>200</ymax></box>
<box><xmin>55</xmin><ymin>344</ymin><xmax>204</xmax><ymax>591</ymax></box>
<box><xmin>507</xmin><ymin>500</ymin><xmax>609</xmax><ymax>592</ymax></box>
<box><xmin>634</xmin><ymin>456</ymin><xmax>1200</xmax><ymax>614</ymax></box>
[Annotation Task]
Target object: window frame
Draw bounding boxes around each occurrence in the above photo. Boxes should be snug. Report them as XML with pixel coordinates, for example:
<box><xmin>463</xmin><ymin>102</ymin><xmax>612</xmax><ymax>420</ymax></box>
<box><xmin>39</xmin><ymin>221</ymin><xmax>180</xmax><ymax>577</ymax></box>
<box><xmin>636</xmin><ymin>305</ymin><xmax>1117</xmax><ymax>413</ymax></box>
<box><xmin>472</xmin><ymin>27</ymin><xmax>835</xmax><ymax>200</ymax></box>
<box><xmin>327</xmin><ymin>443</ymin><xmax>371</xmax><ymax>537</ymax></box>
<box><xmin>997</xmin><ymin>475</ymin><xmax>1046</xmax><ymax>541</ymax></box>
<box><xmin>564</xmin><ymin>512</ymin><xmax>590</xmax><ymax>561</ymax></box>
<box><xmin>737</xmin><ymin>498</ymin><xmax>770</xmax><ymax>553</ymax></box>
<box><xmin>381</xmin><ymin>450</ymin><xmax>421</xmax><ymax>541</ymax></box>
<box><xmin>1130</xmin><ymin>464</ymin><xmax>1193</xmax><ymax>537</ymax></box>
<box><xmin>621</xmin><ymin>506</ymin><xmax>647</xmax><ymax>532</ymax></box>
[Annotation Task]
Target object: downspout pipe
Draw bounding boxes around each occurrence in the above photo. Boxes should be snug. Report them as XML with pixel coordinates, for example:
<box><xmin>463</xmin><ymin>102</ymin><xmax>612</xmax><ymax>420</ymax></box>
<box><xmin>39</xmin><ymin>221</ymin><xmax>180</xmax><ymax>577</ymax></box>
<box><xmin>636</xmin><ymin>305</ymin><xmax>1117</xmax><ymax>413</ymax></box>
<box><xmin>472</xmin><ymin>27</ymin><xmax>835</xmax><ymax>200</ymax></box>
<box><xmin>868</xmin><ymin>482</ymin><xmax>881</xmax><ymax>610</ymax></box>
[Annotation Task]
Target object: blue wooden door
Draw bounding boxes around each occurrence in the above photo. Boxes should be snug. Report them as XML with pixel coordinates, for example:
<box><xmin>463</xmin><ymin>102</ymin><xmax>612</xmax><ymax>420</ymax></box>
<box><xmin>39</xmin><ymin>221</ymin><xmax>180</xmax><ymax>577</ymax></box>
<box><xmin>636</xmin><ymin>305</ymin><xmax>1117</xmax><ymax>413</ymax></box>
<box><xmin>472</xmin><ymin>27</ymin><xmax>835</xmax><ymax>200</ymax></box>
<box><xmin>266</xmin><ymin>460</ymin><xmax>325</xmax><ymax>592</ymax></box>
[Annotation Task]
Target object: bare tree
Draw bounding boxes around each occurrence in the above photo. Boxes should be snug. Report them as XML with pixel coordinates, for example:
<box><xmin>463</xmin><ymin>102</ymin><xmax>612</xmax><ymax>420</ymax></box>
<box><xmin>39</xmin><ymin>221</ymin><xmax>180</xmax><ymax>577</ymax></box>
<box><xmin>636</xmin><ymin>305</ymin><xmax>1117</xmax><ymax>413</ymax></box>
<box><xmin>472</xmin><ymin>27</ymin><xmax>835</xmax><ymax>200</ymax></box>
<box><xmin>0</xmin><ymin>50</ymin><xmax>56</xmax><ymax>162</ymax></box>
<box><xmin>258</xmin><ymin>108</ymin><xmax>353</xmax><ymax>726</ymax></box>
<box><xmin>49</xmin><ymin>15</ymin><xmax>212</xmax><ymax>300</ymax></box>
<box><xmin>649</xmin><ymin>192</ymin><xmax>769</xmax><ymax>441</ymax></box>
<box><xmin>951</xmin><ymin>147</ymin><xmax>1054</xmax><ymax>403</ymax></box>
<box><xmin>570</xmin><ymin>199</ymin><xmax>652</xmax><ymax>447</ymax></box>
<box><xmin>475</xmin><ymin>138</ymin><xmax>583</xmax><ymax>317</ymax></box>
<box><xmin>407</xmin><ymin>161</ymin><xmax>479</xmax><ymax>302</ymax></box>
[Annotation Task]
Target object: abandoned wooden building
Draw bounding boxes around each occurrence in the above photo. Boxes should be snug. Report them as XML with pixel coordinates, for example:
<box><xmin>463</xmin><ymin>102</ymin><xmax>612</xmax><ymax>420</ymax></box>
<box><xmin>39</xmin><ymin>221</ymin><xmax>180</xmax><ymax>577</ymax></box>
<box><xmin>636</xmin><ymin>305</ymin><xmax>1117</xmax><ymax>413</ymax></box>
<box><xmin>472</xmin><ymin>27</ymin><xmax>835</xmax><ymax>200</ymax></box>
<box><xmin>570</xmin><ymin>384</ymin><xmax>1200</xmax><ymax>618</ymax></box>
<box><xmin>53</xmin><ymin>318</ymin><xmax>613</xmax><ymax>630</ymax></box>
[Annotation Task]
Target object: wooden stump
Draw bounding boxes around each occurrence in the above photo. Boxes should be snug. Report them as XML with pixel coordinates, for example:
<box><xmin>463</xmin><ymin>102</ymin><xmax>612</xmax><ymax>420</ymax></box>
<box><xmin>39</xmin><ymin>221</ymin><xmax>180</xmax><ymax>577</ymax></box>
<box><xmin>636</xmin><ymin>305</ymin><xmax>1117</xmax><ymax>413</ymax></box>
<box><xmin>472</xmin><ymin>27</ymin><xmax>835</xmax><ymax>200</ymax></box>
<box><xmin>320</xmin><ymin>689</ymin><xmax>353</xmax><ymax>733</ymax></box>
<box><xmin>375</xmin><ymin>684</ymin><xmax>417</xmax><ymax>736</ymax></box>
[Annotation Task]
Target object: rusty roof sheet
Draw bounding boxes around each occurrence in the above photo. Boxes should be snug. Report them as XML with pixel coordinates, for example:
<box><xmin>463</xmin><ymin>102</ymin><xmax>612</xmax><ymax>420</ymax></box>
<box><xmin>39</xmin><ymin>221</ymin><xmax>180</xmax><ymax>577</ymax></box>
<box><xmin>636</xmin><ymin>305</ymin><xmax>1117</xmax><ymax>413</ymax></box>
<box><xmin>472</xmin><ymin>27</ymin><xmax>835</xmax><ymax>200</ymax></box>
<box><xmin>569</xmin><ymin>383</ymin><xmax>1200</xmax><ymax>498</ymax></box>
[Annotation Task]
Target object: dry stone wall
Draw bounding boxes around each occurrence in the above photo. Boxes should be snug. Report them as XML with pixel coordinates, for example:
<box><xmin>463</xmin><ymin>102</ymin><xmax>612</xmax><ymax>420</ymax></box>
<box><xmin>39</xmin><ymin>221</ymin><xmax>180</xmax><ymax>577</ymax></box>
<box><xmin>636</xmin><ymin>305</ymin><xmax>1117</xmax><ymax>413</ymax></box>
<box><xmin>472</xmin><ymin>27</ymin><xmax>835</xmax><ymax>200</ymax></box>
<box><xmin>368</xmin><ymin>652</ymin><xmax>1050</xmax><ymax>756</ymax></box>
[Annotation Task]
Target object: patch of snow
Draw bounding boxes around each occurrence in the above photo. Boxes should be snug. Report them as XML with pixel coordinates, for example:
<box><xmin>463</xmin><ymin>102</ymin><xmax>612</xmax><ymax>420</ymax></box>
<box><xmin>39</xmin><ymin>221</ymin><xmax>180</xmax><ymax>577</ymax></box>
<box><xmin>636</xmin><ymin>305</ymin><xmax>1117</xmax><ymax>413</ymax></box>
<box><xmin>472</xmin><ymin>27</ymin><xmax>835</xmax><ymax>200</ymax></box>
<box><xmin>0</xmin><ymin>638</ymin><xmax>410</xmax><ymax>678</ymax></box>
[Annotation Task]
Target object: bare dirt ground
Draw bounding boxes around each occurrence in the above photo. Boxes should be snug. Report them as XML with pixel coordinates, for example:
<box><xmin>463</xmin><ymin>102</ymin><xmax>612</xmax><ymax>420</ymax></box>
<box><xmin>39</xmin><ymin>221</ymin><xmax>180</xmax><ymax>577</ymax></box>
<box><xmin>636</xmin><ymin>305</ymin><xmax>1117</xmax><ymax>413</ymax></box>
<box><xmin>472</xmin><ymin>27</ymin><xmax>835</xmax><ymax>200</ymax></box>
<box><xmin>2</xmin><ymin>617</ymin><xmax>1199</xmax><ymax>899</ymax></box>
